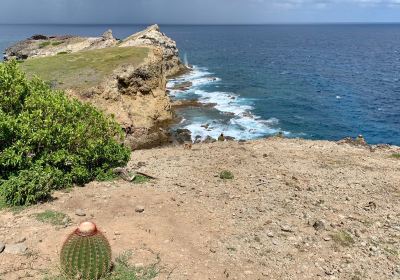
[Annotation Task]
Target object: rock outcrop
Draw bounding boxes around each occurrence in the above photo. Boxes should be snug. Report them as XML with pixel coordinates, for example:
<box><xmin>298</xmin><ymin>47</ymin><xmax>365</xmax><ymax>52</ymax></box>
<box><xmin>4</xmin><ymin>25</ymin><xmax>189</xmax><ymax>149</ymax></box>
<box><xmin>119</xmin><ymin>24</ymin><xmax>187</xmax><ymax>77</ymax></box>
<box><xmin>68</xmin><ymin>48</ymin><xmax>173</xmax><ymax>150</ymax></box>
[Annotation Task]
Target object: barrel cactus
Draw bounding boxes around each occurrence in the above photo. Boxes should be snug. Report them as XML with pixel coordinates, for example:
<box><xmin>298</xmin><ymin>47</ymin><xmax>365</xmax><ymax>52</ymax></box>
<box><xmin>60</xmin><ymin>221</ymin><xmax>112</xmax><ymax>280</ymax></box>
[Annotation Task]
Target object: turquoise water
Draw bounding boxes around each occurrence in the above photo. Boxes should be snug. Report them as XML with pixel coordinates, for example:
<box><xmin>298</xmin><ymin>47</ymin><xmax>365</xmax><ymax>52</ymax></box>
<box><xmin>1</xmin><ymin>24</ymin><xmax>400</xmax><ymax>145</ymax></box>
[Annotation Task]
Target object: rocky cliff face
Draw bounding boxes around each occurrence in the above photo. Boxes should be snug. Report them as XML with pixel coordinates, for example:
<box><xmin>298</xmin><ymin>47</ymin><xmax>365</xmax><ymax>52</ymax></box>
<box><xmin>5</xmin><ymin>25</ymin><xmax>189</xmax><ymax>149</ymax></box>
<box><xmin>68</xmin><ymin>48</ymin><xmax>173</xmax><ymax>150</ymax></box>
<box><xmin>119</xmin><ymin>24</ymin><xmax>186</xmax><ymax>77</ymax></box>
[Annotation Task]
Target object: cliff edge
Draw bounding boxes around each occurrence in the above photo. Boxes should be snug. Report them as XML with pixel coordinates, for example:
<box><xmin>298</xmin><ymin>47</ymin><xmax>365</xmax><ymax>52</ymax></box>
<box><xmin>5</xmin><ymin>25</ymin><xmax>189</xmax><ymax>149</ymax></box>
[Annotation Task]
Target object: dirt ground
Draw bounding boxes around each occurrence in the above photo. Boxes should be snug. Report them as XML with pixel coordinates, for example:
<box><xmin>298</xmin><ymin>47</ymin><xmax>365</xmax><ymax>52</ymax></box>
<box><xmin>1</xmin><ymin>138</ymin><xmax>400</xmax><ymax>280</ymax></box>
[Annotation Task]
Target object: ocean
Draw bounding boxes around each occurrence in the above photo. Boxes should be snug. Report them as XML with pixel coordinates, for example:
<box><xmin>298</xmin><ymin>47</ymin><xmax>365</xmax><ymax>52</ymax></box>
<box><xmin>1</xmin><ymin>24</ymin><xmax>399</xmax><ymax>145</ymax></box>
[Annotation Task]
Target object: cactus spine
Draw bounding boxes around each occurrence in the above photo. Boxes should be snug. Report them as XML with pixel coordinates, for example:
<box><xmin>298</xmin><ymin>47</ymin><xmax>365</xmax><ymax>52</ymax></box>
<box><xmin>60</xmin><ymin>222</ymin><xmax>111</xmax><ymax>280</ymax></box>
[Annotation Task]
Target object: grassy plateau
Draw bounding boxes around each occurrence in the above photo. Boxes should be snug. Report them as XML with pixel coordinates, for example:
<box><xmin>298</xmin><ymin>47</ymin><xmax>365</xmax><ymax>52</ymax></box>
<box><xmin>21</xmin><ymin>46</ymin><xmax>149</xmax><ymax>89</ymax></box>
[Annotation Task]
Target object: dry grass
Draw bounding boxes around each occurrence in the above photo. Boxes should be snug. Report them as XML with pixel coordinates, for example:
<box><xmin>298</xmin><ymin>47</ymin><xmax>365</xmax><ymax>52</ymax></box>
<box><xmin>21</xmin><ymin>47</ymin><xmax>149</xmax><ymax>90</ymax></box>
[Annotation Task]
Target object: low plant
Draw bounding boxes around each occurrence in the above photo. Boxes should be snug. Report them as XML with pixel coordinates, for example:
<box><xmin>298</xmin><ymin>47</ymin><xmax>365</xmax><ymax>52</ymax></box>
<box><xmin>34</xmin><ymin>210</ymin><xmax>70</xmax><ymax>226</ymax></box>
<box><xmin>51</xmin><ymin>41</ymin><xmax>63</xmax><ymax>46</ymax></box>
<box><xmin>391</xmin><ymin>153</ymin><xmax>400</xmax><ymax>159</ymax></box>
<box><xmin>331</xmin><ymin>230</ymin><xmax>355</xmax><ymax>247</ymax></box>
<box><xmin>0</xmin><ymin>61</ymin><xmax>130</xmax><ymax>206</ymax></box>
<box><xmin>219</xmin><ymin>170</ymin><xmax>234</xmax><ymax>180</ymax></box>
<box><xmin>109</xmin><ymin>251</ymin><xmax>158</xmax><ymax>280</ymax></box>
<box><xmin>132</xmin><ymin>174</ymin><xmax>151</xmax><ymax>184</ymax></box>
<box><xmin>61</xmin><ymin>222</ymin><xmax>112</xmax><ymax>280</ymax></box>
<box><xmin>39</xmin><ymin>41</ymin><xmax>51</xmax><ymax>48</ymax></box>
<box><xmin>45</xmin><ymin>250</ymin><xmax>158</xmax><ymax>280</ymax></box>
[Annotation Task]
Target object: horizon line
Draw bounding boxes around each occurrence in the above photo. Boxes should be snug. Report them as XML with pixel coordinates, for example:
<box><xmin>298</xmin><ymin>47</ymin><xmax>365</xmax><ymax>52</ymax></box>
<box><xmin>2</xmin><ymin>22</ymin><xmax>400</xmax><ymax>25</ymax></box>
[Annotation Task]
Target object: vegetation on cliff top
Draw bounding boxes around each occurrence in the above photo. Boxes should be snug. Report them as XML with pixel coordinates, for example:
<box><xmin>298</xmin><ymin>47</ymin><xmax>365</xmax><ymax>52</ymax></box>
<box><xmin>21</xmin><ymin>46</ymin><xmax>149</xmax><ymax>89</ymax></box>
<box><xmin>0</xmin><ymin>61</ymin><xmax>130</xmax><ymax>206</ymax></box>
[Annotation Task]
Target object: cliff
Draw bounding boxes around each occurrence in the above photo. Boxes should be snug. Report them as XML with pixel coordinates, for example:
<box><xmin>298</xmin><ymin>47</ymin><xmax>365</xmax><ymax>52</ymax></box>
<box><xmin>5</xmin><ymin>25</ymin><xmax>188</xmax><ymax>149</ymax></box>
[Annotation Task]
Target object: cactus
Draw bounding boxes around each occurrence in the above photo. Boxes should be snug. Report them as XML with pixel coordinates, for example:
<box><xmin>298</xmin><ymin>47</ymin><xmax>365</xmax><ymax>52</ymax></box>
<box><xmin>60</xmin><ymin>221</ymin><xmax>112</xmax><ymax>280</ymax></box>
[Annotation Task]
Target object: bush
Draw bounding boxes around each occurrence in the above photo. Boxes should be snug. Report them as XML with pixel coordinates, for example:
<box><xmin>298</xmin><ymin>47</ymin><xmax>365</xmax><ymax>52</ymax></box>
<box><xmin>219</xmin><ymin>170</ymin><xmax>234</xmax><ymax>180</ymax></box>
<box><xmin>0</xmin><ymin>61</ymin><xmax>130</xmax><ymax>206</ymax></box>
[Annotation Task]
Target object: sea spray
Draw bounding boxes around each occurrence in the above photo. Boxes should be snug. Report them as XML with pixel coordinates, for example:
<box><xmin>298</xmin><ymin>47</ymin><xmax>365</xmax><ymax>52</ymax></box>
<box><xmin>168</xmin><ymin>66</ymin><xmax>285</xmax><ymax>141</ymax></box>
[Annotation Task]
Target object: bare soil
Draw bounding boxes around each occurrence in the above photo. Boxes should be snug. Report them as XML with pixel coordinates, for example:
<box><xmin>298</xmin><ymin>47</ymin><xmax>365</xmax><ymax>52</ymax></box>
<box><xmin>1</xmin><ymin>138</ymin><xmax>400</xmax><ymax>280</ymax></box>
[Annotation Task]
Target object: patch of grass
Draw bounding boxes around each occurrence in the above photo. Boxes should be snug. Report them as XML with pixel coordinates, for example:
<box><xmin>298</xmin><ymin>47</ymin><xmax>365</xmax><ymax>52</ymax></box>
<box><xmin>384</xmin><ymin>247</ymin><xmax>400</xmax><ymax>258</ymax></box>
<box><xmin>34</xmin><ymin>210</ymin><xmax>71</xmax><ymax>226</ymax></box>
<box><xmin>109</xmin><ymin>251</ymin><xmax>158</xmax><ymax>280</ymax></box>
<box><xmin>132</xmin><ymin>174</ymin><xmax>151</xmax><ymax>184</ymax></box>
<box><xmin>331</xmin><ymin>230</ymin><xmax>355</xmax><ymax>247</ymax></box>
<box><xmin>391</xmin><ymin>153</ymin><xmax>400</xmax><ymax>159</ymax></box>
<box><xmin>51</xmin><ymin>41</ymin><xmax>63</xmax><ymax>46</ymax></box>
<box><xmin>43</xmin><ymin>251</ymin><xmax>158</xmax><ymax>280</ymax></box>
<box><xmin>22</xmin><ymin>46</ymin><xmax>149</xmax><ymax>89</ymax></box>
<box><xmin>219</xmin><ymin>170</ymin><xmax>234</xmax><ymax>180</ymax></box>
<box><xmin>39</xmin><ymin>41</ymin><xmax>51</xmax><ymax>48</ymax></box>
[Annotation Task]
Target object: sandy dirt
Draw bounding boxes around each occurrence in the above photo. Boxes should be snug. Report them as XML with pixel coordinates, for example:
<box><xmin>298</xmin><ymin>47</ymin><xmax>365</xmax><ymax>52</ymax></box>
<box><xmin>0</xmin><ymin>138</ymin><xmax>399</xmax><ymax>280</ymax></box>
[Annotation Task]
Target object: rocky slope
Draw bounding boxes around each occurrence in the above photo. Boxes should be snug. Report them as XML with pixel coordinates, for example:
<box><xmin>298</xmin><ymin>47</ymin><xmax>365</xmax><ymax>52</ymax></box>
<box><xmin>0</xmin><ymin>138</ymin><xmax>399</xmax><ymax>279</ymax></box>
<box><xmin>5</xmin><ymin>25</ymin><xmax>188</xmax><ymax>149</ymax></box>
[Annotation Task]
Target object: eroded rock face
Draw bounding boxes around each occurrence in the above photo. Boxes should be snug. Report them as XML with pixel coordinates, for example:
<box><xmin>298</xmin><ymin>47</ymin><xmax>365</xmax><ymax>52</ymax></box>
<box><xmin>66</xmin><ymin>48</ymin><xmax>173</xmax><ymax>150</ymax></box>
<box><xmin>4</xmin><ymin>25</ymin><xmax>188</xmax><ymax>150</ymax></box>
<box><xmin>120</xmin><ymin>24</ymin><xmax>187</xmax><ymax>77</ymax></box>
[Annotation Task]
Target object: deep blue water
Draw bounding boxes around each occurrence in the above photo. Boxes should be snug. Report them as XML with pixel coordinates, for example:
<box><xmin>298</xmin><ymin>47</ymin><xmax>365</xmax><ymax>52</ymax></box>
<box><xmin>1</xmin><ymin>24</ymin><xmax>399</xmax><ymax>145</ymax></box>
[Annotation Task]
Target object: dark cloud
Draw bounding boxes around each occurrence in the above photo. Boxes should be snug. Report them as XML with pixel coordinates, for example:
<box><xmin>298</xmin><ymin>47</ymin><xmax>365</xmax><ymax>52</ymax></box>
<box><xmin>0</xmin><ymin>0</ymin><xmax>399</xmax><ymax>24</ymax></box>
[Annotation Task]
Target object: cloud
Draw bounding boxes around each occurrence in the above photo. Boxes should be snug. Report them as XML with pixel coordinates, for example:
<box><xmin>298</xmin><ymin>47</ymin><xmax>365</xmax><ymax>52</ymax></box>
<box><xmin>0</xmin><ymin>0</ymin><xmax>400</xmax><ymax>24</ymax></box>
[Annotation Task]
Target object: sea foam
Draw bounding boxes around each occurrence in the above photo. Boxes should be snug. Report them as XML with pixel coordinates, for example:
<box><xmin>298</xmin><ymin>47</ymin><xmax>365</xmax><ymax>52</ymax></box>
<box><xmin>168</xmin><ymin>66</ymin><xmax>285</xmax><ymax>141</ymax></box>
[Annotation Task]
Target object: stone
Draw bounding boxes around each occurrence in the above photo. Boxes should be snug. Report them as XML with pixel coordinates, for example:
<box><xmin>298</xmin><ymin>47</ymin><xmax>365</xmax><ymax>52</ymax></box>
<box><xmin>267</xmin><ymin>232</ymin><xmax>274</xmax><ymax>238</ymax></box>
<box><xmin>102</xmin><ymin>29</ymin><xmax>114</xmax><ymax>40</ymax></box>
<box><xmin>135</xmin><ymin>205</ymin><xmax>145</xmax><ymax>213</ymax></box>
<box><xmin>174</xmin><ymin>129</ymin><xmax>192</xmax><ymax>144</ymax></box>
<box><xmin>75</xmin><ymin>209</ymin><xmax>86</xmax><ymax>216</ymax></box>
<box><xmin>281</xmin><ymin>224</ymin><xmax>294</xmax><ymax>232</ymax></box>
<box><xmin>0</xmin><ymin>242</ymin><xmax>5</xmax><ymax>253</ymax></box>
<box><xmin>203</xmin><ymin>136</ymin><xmax>216</xmax><ymax>144</ymax></box>
<box><xmin>4</xmin><ymin>243</ymin><xmax>27</xmax><ymax>255</ymax></box>
<box><xmin>313</xmin><ymin>220</ymin><xmax>326</xmax><ymax>231</ymax></box>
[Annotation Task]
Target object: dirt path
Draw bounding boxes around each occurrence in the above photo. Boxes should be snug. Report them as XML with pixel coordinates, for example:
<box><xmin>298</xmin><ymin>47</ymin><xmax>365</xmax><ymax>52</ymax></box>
<box><xmin>1</xmin><ymin>138</ymin><xmax>400</xmax><ymax>280</ymax></box>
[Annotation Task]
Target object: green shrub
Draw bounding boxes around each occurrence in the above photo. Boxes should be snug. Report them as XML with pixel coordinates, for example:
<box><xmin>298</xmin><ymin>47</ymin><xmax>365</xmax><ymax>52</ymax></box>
<box><xmin>51</xmin><ymin>41</ymin><xmax>63</xmax><ymax>46</ymax></box>
<box><xmin>219</xmin><ymin>170</ymin><xmax>234</xmax><ymax>180</ymax></box>
<box><xmin>39</xmin><ymin>41</ymin><xmax>51</xmax><ymax>48</ymax></box>
<box><xmin>391</xmin><ymin>153</ymin><xmax>400</xmax><ymax>159</ymax></box>
<box><xmin>0</xmin><ymin>61</ymin><xmax>130</xmax><ymax>206</ymax></box>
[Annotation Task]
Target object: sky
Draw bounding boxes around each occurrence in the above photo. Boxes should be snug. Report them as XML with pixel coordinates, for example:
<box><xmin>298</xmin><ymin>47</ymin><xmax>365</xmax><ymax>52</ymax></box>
<box><xmin>1</xmin><ymin>0</ymin><xmax>400</xmax><ymax>24</ymax></box>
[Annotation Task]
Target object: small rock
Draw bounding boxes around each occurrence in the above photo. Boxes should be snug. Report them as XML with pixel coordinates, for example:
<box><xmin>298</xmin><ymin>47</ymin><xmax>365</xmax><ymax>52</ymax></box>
<box><xmin>323</xmin><ymin>236</ymin><xmax>332</xmax><ymax>241</ymax></box>
<box><xmin>244</xmin><ymin>271</ymin><xmax>253</xmax><ymax>275</ymax></box>
<box><xmin>16</xmin><ymin>237</ymin><xmax>26</xmax><ymax>243</ymax></box>
<box><xmin>267</xmin><ymin>232</ymin><xmax>274</xmax><ymax>238</ymax></box>
<box><xmin>62</xmin><ymin>217</ymin><xmax>70</xmax><ymax>225</ymax></box>
<box><xmin>135</xmin><ymin>205</ymin><xmax>145</xmax><ymax>213</ymax></box>
<box><xmin>75</xmin><ymin>209</ymin><xmax>86</xmax><ymax>217</ymax></box>
<box><xmin>4</xmin><ymin>243</ymin><xmax>27</xmax><ymax>255</ymax></box>
<box><xmin>0</xmin><ymin>242</ymin><xmax>5</xmax><ymax>253</ymax></box>
<box><xmin>135</xmin><ymin>263</ymin><xmax>144</xmax><ymax>268</ymax></box>
<box><xmin>313</xmin><ymin>220</ymin><xmax>326</xmax><ymax>231</ymax></box>
<box><xmin>281</xmin><ymin>224</ymin><xmax>293</xmax><ymax>232</ymax></box>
